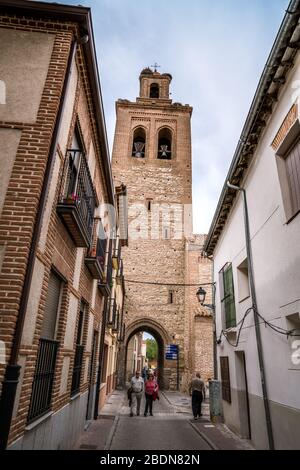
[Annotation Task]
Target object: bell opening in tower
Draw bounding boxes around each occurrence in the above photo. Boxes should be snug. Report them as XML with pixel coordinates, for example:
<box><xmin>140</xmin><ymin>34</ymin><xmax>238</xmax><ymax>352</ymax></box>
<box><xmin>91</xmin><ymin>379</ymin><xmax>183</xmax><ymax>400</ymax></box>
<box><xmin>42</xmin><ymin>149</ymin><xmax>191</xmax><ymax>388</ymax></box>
<box><xmin>150</xmin><ymin>83</ymin><xmax>159</xmax><ymax>99</ymax></box>
<box><xmin>132</xmin><ymin>127</ymin><xmax>146</xmax><ymax>158</ymax></box>
<box><xmin>157</xmin><ymin>127</ymin><xmax>172</xmax><ymax>160</ymax></box>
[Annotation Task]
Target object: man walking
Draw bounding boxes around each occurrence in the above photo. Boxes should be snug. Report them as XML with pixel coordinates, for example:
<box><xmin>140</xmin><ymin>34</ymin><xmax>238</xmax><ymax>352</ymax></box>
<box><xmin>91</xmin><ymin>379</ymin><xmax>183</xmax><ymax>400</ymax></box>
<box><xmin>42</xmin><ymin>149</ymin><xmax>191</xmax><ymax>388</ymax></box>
<box><xmin>130</xmin><ymin>370</ymin><xmax>144</xmax><ymax>417</ymax></box>
<box><xmin>189</xmin><ymin>372</ymin><xmax>206</xmax><ymax>420</ymax></box>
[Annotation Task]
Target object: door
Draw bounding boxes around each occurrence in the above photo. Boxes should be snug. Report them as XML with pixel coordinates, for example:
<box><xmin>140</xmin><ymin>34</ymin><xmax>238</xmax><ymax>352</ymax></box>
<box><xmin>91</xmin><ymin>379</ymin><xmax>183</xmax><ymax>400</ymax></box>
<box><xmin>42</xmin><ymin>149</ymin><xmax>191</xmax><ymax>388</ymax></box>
<box><xmin>235</xmin><ymin>351</ymin><xmax>251</xmax><ymax>439</ymax></box>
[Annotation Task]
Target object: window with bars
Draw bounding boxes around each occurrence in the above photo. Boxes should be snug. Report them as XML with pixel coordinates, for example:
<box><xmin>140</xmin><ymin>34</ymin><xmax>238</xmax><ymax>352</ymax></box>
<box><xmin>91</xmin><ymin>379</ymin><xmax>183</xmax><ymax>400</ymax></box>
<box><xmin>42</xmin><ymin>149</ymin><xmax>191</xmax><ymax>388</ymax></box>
<box><xmin>27</xmin><ymin>270</ymin><xmax>63</xmax><ymax>423</ymax></box>
<box><xmin>220</xmin><ymin>356</ymin><xmax>231</xmax><ymax>403</ymax></box>
<box><xmin>219</xmin><ymin>263</ymin><xmax>237</xmax><ymax>329</ymax></box>
<box><xmin>71</xmin><ymin>301</ymin><xmax>86</xmax><ymax>396</ymax></box>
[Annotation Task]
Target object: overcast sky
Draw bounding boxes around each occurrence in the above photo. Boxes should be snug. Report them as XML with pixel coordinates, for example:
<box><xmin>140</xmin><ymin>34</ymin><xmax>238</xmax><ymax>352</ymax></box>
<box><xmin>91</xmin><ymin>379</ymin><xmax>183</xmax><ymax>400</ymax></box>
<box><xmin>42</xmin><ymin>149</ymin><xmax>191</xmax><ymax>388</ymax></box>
<box><xmin>53</xmin><ymin>0</ymin><xmax>289</xmax><ymax>233</ymax></box>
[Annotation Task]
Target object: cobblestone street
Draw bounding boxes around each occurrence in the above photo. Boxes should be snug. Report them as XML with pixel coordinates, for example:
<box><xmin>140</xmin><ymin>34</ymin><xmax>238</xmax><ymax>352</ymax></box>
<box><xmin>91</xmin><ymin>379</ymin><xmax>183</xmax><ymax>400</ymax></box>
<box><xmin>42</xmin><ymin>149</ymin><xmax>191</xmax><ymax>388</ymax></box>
<box><xmin>75</xmin><ymin>390</ymin><xmax>253</xmax><ymax>451</ymax></box>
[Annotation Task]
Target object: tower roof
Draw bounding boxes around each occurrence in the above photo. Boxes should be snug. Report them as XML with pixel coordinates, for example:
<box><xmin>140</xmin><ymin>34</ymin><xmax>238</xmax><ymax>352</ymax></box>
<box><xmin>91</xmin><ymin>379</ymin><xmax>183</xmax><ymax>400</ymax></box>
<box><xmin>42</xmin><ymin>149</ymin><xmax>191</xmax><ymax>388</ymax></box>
<box><xmin>139</xmin><ymin>68</ymin><xmax>172</xmax><ymax>82</ymax></box>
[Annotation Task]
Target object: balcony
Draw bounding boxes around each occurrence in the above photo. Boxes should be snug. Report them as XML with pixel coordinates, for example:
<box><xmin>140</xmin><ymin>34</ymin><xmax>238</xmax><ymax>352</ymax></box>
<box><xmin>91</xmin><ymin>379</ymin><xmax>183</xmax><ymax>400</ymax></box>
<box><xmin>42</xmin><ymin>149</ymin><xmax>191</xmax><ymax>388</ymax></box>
<box><xmin>98</xmin><ymin>238</ymin><xmax>113</xmax><ymax>296</ymax></box>
<box><xmin>85</xmin><ymin>218</ymin><xmax>107</xmax><ymax>280</ymax></box>
<box><xmin>57</xmin><ymin>149</ymin><xmax>96</xmax><ymax>247</ymax></box>
<box><xmin>116</xmin><ymin>258</ymin><xmax>124</xmax><ymax>286</ymax></box>
<box><xmin>112</xmin><ymin>238</ymin><xmax>121</xmax><ymax>271</ymax></box>
<box><xmin>107</xmin><ymin>297</ymin><xmax>117</xmax><ymax>329</ymax></box>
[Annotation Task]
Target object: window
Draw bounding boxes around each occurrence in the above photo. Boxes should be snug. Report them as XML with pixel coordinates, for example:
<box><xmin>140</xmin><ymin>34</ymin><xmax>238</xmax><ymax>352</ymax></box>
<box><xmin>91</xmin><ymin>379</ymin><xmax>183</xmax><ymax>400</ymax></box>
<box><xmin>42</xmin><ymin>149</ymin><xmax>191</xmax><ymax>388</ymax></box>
<box><xmin>150</xmin><ymin>83</ymin><xmax>159</xmax><ymax>99</ymax></box>
<box><xmin>27</xmin><ymin>270</ymin><xmax>63</xmax><ymax>423</ymax></box>
<box><xmin>168</xmin><ymin>290</ymin><xmax>174</xmax><ymax>304</ymax></box>
<box><xmin>237</xmin><ymin>258</ymin><xmax>250</xmax><ymax>302</ymax></box>
<box><xmin>146</xmin><ymin>199</ymin><xmax>152</xmax><ymax>211</ymax></box>
<box><xmin>71</xmin><ymin>301</ymin><xmax>86</xmax><ymax>396</ymax></box>
<box><xmin>163</xmin><ymin>227</ymin><xmax>170</xmax><ymax>239</ymax></box>
<box><xmin>132</xmin><ymin>127</ymin><xmax>146</xmax><ymax>158</ymax></box>
<box><xmin>41</xmin><ymin>270</ymin><xmax>63</xmax><ymax>340</ymax></box>
<box><xmin>66</xmin><ymin>131</ymin><xmax>82</xmax><ymax>197</ymax></box>
<box><xmin>157</xmin><ymin>128</ymin><xmax>172</xmax><ymax>160</ymax></box>
<box><xmin>284</xmin><ymin>138</ymin><xmax>300</xmax><ymax>219</ymax></box>
<box><xmin>219</xmin><ymin>263</ymin><xmax>236</xmax><ymax>329</ymax></box>
<box><xmin>220</xmin><ymin>356</ymin><xmax>231</xmax><ymax>403</ymax></box>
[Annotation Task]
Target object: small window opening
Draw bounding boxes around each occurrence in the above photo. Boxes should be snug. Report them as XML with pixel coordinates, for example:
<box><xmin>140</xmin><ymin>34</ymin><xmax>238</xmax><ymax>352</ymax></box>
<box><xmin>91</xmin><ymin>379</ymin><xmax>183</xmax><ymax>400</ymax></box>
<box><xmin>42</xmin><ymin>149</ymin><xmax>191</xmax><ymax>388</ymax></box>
<box><xmin>150</xmin><ymin>83</ymin><xmax>159</xmax><ymax>99</ymax></box>
<box><xmin>132</xmin><ymin>127</ymin><xmax>146</xmax><ymax>158</ymax></box>
<box><xmin>158</xmin><ymin>128</ymin><xmax>172</xmax><ymax>160</ymax></box>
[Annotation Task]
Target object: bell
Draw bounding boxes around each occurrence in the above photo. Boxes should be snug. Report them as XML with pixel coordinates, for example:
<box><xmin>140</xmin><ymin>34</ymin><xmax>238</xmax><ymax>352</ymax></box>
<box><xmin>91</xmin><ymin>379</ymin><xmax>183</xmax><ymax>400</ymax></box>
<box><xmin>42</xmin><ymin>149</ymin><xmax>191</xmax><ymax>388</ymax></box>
<box><xmin>160</xmin><ymin>145</ymin><xmax>168</xmax><ymax>158</ymax></box>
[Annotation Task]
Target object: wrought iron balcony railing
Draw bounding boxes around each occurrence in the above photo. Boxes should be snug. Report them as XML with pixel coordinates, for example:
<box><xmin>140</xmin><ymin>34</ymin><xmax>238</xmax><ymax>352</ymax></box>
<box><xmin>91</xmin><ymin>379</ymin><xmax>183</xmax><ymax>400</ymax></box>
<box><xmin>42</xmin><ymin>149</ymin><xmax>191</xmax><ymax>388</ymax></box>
<box><xmin>112</xmin><ymin>237</ymin><xmax>121</xmax><ymax>271</ymax></box>
<box><xmin>98</xmin><ymin>238</ymin><xmax>113</xmax><ymax>296</ymax></box>
<box><xmin>107</xmin><ymin>297</ymin><xmax>117</xmax><ymax>328</ymax></box>
<box><xmin>57</xmin><ymin>149</ymin><xmax>96</xmax><ymax>247</ymax></box>
<box><xmin>85</xmin><ymin>218</ymin><xmax>107</xmax><ymax>280</ymax></box>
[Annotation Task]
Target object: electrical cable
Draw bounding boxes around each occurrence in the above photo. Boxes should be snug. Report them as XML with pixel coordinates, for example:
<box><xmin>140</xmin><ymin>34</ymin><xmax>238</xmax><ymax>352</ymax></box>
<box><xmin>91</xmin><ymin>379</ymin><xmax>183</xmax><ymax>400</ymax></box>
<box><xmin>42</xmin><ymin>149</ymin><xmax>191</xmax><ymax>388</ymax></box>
<box><xmin>125</xmin><ymin>279</ymin><xmax>215</xmax><ymax>288</ymax></box>
<box><xmin>217</xmin><ymin>306</ymin><xmax>300</xmax><ymax>348</ymax></box>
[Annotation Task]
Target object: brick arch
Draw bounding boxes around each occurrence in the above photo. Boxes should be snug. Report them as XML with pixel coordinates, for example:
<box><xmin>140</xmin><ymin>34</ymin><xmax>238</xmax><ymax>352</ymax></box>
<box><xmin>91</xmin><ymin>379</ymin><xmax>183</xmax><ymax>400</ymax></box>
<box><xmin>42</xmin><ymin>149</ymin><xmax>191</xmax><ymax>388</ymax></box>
<box><xmin>117</xmin><ymin>318</ymin><xmax>173</xmax><ymax>390</ymax></box>
<box><xmin>156</xmin><ymin>125</ymin><xmax>175</xmax><ymax>160</ymax></box>
<box><xmin>130</xmin><ymin>124</ymin><xmax>149</xmax><ymax>159</ymax></box>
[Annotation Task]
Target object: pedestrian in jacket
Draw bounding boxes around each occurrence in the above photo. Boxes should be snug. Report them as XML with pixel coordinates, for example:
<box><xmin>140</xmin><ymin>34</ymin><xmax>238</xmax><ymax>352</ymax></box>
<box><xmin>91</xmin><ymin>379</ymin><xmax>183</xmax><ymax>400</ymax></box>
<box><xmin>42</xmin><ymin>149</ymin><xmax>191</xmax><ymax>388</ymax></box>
<box><xmin>189</xmin><ymin>372</ymin><xmax>206</xmax><ymax>420</ymax></box>
<box><xmin>130</xmin><ymin>370</ymin><xmax>144</xmax><ymax>417</ymax></box>
<box><xmin>144</xmin><ymin>374</ymin><xmax>158</xmax><ymax>417</ymax></box>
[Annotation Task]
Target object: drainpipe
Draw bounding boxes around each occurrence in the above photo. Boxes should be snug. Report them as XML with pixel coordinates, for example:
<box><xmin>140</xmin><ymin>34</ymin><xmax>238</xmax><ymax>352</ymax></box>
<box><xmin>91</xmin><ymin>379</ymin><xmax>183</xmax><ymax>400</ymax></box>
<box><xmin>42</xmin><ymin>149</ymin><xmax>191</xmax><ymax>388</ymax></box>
<box><xmin>227</xmin><ymin>181</ymin><xmax>275</xmax><ymax>450</ymax></box>
<box><xmin>94</xmin><ymin>296</ymin><xmax>108</xmax><ymax>419</ymax></box>
<box><xmin>0</xmin><ymin>38</ymin><xmax>78</xmax><ymax>450</ymax></box>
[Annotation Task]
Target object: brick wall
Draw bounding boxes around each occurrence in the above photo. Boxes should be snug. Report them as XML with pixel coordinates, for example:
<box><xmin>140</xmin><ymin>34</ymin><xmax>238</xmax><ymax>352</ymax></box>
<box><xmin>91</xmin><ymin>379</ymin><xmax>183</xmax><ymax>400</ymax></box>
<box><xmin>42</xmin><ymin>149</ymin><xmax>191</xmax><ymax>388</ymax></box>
<box><xmin>0</xmin><ymin>14</ymin><xmax>112</xmax><ymax>445</ymax></box>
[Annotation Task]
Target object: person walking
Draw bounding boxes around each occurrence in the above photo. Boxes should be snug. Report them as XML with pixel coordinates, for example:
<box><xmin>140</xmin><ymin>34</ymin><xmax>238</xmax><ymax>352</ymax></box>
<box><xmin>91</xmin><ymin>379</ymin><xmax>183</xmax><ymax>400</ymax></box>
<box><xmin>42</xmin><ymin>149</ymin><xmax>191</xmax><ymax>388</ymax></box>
<box><xmin>130</xmin><ymin>370</ymin><xmax>144</xmax><ymax>417</ymax></box>
<box><xmin>189</xmin><ymin>372</ymin><xmax>206</xmax><ymax>420</ymax></box>
<box><xmin>144</xmin><ymin>373</ymin><xmax>158</xmax><ymax>417</ymax></box>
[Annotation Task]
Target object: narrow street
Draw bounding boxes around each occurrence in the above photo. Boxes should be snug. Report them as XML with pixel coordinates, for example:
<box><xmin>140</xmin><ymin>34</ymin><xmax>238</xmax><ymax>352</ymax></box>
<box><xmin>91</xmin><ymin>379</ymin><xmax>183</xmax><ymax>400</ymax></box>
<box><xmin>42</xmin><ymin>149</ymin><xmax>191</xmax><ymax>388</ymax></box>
<box><xmin>75</xmin><ymin>391</ymin><xmax>253</xmax><ymax>451</ymax></box>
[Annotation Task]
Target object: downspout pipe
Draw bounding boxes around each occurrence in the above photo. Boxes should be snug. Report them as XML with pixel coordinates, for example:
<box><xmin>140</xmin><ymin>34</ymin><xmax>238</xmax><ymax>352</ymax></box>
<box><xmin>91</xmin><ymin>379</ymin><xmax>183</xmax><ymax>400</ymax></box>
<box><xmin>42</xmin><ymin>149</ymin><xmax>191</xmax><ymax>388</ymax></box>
<box><xmin>94</xmin><ymin>296</ymin><xmax>108</xmax><ymax>419</ymax></box>
<box><xmin>0</xmin><ymin>38</ymin><xmax>78</xmax><ymax>450</ymax></box>
<box><xmin>227</xmin><ymin>181</ymin><xmax>275</xmax><ymax>450</ymax></box>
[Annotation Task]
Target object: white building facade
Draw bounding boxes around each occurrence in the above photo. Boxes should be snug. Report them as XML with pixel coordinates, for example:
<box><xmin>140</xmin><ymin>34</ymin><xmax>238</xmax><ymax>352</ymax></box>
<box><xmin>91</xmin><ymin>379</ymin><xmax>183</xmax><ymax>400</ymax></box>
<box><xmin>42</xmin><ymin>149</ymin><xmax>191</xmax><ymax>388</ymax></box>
<box><xmin>205</xmin><ymin>2</ymin><xmax>300</xmax><ymax>450</ymax></box>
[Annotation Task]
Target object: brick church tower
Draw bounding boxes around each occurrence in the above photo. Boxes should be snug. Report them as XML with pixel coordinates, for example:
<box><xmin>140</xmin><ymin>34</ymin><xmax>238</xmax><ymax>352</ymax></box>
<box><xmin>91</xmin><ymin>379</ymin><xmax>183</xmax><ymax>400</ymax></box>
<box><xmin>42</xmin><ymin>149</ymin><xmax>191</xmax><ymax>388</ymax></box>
<box><xmin>112</xmin><ymin>68</ymin><xmax>213</xmax><ymax>390</ymax></box>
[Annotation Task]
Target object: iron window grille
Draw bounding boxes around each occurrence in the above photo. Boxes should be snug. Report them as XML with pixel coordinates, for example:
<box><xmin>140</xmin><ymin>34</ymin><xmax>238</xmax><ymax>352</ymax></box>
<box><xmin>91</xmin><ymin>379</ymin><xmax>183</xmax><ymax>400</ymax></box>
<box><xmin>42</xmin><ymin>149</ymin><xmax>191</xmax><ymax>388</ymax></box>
<box><xmin>27</xmin><ymin>338</ymin><xmax>59</xmax><ymax>424</ymax></box>
<box><xmin>71</xmin><ymin>345</ymin><xmax>84</xmax><ymax>396</ymax></box>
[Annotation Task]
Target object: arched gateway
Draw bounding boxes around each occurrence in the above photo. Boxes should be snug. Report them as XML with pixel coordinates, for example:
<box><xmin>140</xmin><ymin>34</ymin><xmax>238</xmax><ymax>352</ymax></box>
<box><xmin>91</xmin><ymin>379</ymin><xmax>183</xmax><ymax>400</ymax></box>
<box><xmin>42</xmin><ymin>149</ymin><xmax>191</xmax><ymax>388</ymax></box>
<box><xmin>117</xmin><ymin>318</ymin><xmax>176</xmax><ymax>390</ymax></box>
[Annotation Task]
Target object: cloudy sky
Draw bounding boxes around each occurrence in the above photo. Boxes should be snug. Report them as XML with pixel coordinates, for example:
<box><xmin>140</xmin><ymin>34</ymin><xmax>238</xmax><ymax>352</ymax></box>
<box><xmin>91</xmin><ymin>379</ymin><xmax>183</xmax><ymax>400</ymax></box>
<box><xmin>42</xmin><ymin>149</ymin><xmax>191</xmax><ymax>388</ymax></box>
<box><xmin>54</xmin><ymin>0</ymin><xmax>289</xmax><ymax>233</ymax></box>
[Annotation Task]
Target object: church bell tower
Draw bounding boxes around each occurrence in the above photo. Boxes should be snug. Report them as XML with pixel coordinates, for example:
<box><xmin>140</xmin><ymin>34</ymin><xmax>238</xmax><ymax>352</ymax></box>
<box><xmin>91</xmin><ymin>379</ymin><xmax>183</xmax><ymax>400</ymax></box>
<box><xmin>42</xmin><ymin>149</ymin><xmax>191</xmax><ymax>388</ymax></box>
<box><xmin>112</xmin><ymin>67</ymin><xmax>194</xmax><ymax>390</ymax></box>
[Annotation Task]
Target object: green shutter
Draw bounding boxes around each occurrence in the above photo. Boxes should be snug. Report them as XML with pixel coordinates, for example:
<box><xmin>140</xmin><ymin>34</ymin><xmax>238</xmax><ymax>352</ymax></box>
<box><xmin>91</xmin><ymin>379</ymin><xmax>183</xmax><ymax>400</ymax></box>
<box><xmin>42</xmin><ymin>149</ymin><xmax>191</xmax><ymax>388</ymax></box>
<box><xmin>223</xmin><ymin>264</ymin><xmax>236</xmax><ymax>329</ymax></box>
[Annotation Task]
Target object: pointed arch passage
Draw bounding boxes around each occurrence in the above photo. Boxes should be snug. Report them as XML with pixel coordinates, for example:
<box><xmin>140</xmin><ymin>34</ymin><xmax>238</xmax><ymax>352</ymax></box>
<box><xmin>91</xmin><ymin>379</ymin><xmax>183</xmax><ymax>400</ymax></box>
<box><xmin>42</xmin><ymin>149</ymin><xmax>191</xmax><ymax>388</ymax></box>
<box><xmin>132</xmin><ymin>127</ymin><xmax>146</xmax><ymax>158</ymax></box>
<box><xmin>157</xmin><ymin>127</ymin><xmax>172</xmax><ymax>160</ymax></box>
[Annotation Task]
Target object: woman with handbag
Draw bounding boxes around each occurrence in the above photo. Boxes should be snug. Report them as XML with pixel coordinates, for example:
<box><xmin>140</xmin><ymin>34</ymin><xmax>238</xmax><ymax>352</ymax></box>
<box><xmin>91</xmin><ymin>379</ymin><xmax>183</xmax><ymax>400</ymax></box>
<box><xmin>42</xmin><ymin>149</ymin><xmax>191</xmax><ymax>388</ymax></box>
<box><xmin>144</xmin><ymin>373</ymin><xmax>158</xmax><ymax>417</ymax></box>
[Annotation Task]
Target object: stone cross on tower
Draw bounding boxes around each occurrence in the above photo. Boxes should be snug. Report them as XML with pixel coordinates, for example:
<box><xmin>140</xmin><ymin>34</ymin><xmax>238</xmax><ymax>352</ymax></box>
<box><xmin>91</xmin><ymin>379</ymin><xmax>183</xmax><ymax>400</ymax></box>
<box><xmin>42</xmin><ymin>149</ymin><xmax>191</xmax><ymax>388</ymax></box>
<box><xmin>151</xmin><ymin>62</ymin><xmax>161</xmax><ymax>72</ymax></box>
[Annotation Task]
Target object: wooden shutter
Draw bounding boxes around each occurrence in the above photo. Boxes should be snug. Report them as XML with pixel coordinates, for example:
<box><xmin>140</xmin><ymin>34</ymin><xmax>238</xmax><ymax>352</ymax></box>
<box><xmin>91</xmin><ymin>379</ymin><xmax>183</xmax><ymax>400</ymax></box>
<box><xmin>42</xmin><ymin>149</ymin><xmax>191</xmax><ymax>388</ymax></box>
<box><xmin>219</xmin><ymin>263</ymin><xmax>237</xmax><ymax>329</ymax></box>
<box><xmin>224</xmin><ymin>264</ymin><xmax>236</xmax><ymax>329</ymax></box>
<box><xmin>285</xmin><ymin>139</ymin><xmax>300</xmax><ymax>217</ymax></box>
<box><xmin>220</xmin><ymin>356</ymin><xmax>231</xmax><ymax>403</ymax></box>
<box><xmin>41</xmin><ymin>271</ymin><xmax>62</xmax><ymax>340</ymax></box>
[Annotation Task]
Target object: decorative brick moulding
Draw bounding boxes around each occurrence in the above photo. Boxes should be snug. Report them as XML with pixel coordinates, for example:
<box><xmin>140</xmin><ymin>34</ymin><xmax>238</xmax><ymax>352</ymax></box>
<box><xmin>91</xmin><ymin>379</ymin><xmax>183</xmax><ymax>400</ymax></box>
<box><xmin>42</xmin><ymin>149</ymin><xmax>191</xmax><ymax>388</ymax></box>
<box><xmin>271</xmin><ymin>103</ymin><xmax>298</xmax><ymax>151</ymax></box>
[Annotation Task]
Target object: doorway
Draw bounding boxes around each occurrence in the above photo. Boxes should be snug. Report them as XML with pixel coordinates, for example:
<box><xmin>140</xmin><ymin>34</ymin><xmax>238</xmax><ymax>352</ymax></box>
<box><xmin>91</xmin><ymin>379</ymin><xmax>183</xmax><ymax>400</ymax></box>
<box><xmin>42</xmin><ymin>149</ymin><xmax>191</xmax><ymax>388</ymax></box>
<box><xmin>235</xmin><ymin>351</ymin><xmax>251</xmax><ymax>439</ymax></box>
<box><xmin>125</xmin><ymin>328</ymin><xmax>164</xmax><ymax>389</ymax></box>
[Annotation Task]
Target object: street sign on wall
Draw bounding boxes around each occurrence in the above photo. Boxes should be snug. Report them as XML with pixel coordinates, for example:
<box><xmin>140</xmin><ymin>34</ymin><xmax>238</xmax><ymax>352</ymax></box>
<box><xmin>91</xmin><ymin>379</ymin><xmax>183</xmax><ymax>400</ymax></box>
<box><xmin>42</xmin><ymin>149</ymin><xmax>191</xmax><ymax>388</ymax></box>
<box><xmin>165</xmin><ymin>344</ymin><xmax>178</xmax><ymax>360</ymax></box>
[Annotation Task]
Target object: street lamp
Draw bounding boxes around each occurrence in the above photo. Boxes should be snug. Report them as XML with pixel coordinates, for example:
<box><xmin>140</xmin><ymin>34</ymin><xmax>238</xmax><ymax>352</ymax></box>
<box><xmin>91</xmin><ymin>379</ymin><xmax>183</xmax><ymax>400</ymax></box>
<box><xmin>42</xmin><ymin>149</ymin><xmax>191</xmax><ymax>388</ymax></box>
<box><xmin>196</xmin><ymin>287</ymin><xmax>206</xmax><ymax>305</ymax></box>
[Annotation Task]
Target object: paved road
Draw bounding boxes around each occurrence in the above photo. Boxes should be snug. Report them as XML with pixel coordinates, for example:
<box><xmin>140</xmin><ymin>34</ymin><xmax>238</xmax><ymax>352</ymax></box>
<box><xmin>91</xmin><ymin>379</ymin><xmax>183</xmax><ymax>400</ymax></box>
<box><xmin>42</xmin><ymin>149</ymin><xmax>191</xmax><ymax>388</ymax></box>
<box><xmin>108</xmin><ymin>392</ymin><xmax>212</xmax><ymax>451</ymax></box>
